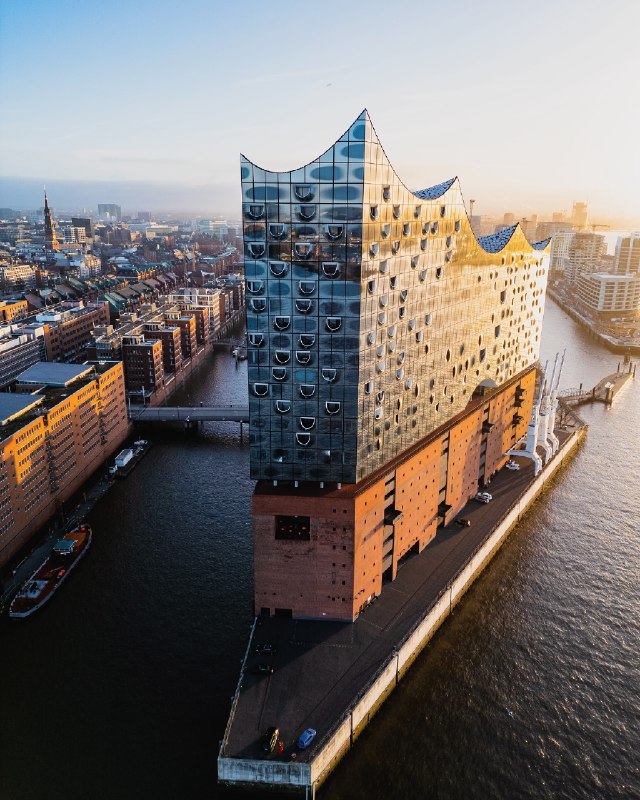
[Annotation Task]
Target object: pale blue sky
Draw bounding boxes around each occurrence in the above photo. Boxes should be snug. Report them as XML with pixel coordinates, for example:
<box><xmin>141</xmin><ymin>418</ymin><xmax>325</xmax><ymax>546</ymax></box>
<box><xmin>1</xmin><ymin>0</ymin><xmax>638</xmax><ymax>222</ymax></box>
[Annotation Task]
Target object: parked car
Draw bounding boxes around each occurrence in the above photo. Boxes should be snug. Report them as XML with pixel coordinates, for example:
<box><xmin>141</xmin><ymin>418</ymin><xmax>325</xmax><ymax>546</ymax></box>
<box><xmin>475</xmin><ymin>491</ymin><xmax>492</xmax><ymax>503</ymax></box>
<box><xmin>296</xmin><ymin>728</ymin><xmax>317</xmax><ymax>750</ymax></box>
<box><xmin>505</xmin><ymin>460</ymin><xmax>520</xmax><ymax>471</ymax></box>
<box><xmin>262</xmin><ymin>726</ymin><xmax>279</xmax><ymax>753</ymax></box>
<box><xmin>455</xmin><ymin>518</ymin><xmax>471</xmax><ymax>527</ymax></box>
<box><xmin>252</xmin><ymin>663</ymin><xmax>276</xmax><ymax>675</ymax></box>
<box><xmin>255</xmin><ymin>643</ymin><xmax>277</xmax><ymax>656</ymax></box>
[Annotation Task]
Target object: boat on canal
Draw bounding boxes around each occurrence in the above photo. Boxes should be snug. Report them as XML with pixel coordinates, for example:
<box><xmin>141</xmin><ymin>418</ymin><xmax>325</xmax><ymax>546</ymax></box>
<box><xmin>8</xmin><ymin>524</ymin><xmax>92</xmax><ymax>619</ymax></box>
<box><xmin>109</xmin><ymin>439</ymin><xmax>151</xmax><ymax>477</ymax></box>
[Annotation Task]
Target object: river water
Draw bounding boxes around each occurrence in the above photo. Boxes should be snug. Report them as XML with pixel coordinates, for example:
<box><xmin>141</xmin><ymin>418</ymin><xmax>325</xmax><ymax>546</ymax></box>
<box><xmin>1</xmin><ymin>300</ymin><xmax>638</xmax><ymax>800</ymax></box>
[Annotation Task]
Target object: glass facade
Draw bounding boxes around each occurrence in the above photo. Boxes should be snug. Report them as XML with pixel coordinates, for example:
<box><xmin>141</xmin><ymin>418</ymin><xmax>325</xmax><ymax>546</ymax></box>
<box><xmin>242</xmin><ymin>111</ymin><xmax>550</xmax><ymax>483</ymax></box>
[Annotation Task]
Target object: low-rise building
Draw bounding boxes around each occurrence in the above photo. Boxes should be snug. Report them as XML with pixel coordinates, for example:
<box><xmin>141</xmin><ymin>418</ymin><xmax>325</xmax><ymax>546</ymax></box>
<box><xmin>36</xmin><ymin>301</ymin><xmax>110</xmax><ymax>362</ymax></box>
<box><xmin>576</xmin><ymin>272</ymin><xmax>640</xmax><ymax>316</ymax></box>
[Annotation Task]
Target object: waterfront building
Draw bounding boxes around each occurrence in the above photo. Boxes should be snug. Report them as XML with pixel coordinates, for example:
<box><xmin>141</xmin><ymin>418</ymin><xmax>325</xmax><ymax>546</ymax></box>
<box><xmin>563</xmin><ymin>232</ymin><xmax>606</xmax><ymax>282</ymax></box>
<box><xmin>576</xmin><ymin>272</ymin><xmax>640</xmax><ymax>316</ymax></box>
<box><xmin>35</xmin><ymin>301</ymin><xmax>110</xmax><ymax>362</ymax></box>
<box><xmin>242</xmin><ymin>111</ymin><xmax>550</xmax><ymax>621</ymax></box>
<box><xmin>0</xmin><ymin>323</ymin><xmax>46</xmax><ymax>389</ymax></box>
<box><xmin>0</xmin><ymin>360</ymin><xmax>129</xmax><ymax>566</ymax></box>
<box><xmin>613</xmin><ymin>233</ymin><xmax>640</xmax><ymax>275</ymax></box>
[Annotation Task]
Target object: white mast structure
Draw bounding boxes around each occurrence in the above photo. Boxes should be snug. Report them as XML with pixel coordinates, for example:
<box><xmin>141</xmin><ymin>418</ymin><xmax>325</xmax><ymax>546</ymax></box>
<box><xmin>546</xmin><ymin>349</ymin><xmax>565</xmax><ymax>456</ymax></box>
<box><xmin>508</xmin><ymin>362</ymin><xmax>548</xmax><ymax>476</ymax></box>
<box><xmin>537</xmin><ymin>354</ymin><xmax>557</xmax><ymax>465</ymax></box>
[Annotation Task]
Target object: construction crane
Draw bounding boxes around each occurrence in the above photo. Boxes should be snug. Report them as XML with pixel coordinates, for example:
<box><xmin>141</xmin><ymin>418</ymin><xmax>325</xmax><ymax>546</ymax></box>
<box><xmin>590</xmin><ymin>223</ymin><xmax>609</xmax><ymax>231</ymax></box>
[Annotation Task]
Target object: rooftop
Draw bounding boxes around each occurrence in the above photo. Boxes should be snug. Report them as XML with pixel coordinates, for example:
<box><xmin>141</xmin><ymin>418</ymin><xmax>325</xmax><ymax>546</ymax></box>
<box><xmin>0</xmin><ymin>393</ymin><xmax>43</xmax><ymax>425</ymax></box>
<box><xmin>16</xmin><ymin>362</ymin><xmax>93</xmax><ymax>387</ymax></box>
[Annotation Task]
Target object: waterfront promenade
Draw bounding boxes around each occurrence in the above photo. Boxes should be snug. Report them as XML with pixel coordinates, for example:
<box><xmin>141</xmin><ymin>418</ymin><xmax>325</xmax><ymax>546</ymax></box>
<box><xmin>219</xmin><ymin>418</ymin><xmax>586</xmax><ymax>790</ymax></box>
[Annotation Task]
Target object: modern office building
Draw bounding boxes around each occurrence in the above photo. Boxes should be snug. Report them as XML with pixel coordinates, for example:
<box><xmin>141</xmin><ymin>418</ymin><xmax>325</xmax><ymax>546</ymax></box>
<box><xmin>242</xmin><ymin>111</ymin><xmax>550</xmax><ymax>620</ymax></box>
<box><xmin>613</xmin><ymin>233</ymin><xmax>640</xmax><ymax>275</ymax></box>
<box><xmin>576</xmin><ymin>272</ymin><xmax>640</xmax><ymax>316</ymax></box>
<box><xmin>97</xmin><ymin>203</ymin><xmax>121</xmax><ymax>223</ymax></box>
<box><xmin>563</xmin><ymin>232</ymin><xmax>606</xmax><ymax>282</ymax></box>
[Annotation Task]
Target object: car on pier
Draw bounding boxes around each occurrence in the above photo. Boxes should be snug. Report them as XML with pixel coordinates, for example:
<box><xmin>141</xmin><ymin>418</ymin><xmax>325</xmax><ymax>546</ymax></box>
<box><xmin>505</xmin><ymin>460</ymin><xmax>520</xmax><ymax>471</ymax></box>
<box><xmin>252</xmin><ymin>663</ymin><xmax>276</xmax><ymax>675</ymax></box>
<box><xmin>475</xmin><ymin>491</ymin><xmax>493</xmax><ymax>503</ymax></box>
<box><xmin>262</xmin><ymin>726</ymin><xmax>279</xmax><ymax>753</ymax></box>
<box><xmin>455</xmin><ymin>518</ymin><xmax>471</xmax><ymax>527</ymax></box>
<box><xmin>296</xmin><ymin>728</ymin><xmax>317</xmax><ymax>750</ymax></box>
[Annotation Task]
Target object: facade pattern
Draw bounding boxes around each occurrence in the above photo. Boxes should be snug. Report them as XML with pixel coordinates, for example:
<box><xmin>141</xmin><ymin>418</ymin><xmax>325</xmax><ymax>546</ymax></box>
<box><xmin>242</xmin><ymin>111</ymin><xmax>550</xmax><ymax>484</ymax></box>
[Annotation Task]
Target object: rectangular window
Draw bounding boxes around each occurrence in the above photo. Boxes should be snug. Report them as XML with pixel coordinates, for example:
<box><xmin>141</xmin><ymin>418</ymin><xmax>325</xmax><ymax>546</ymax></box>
<box><xmin>275</xmin><ymin>515</ymin><xmax>311</xmax><ymax>541</ymax></box>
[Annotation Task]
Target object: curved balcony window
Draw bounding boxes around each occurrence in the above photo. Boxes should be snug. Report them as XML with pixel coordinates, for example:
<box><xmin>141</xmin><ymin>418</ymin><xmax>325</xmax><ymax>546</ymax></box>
<box><xmin>445</xmin><ymin>251</ymin><xmax>453</xmax><ymax>263</ymax></box>
<box><xmin>431</xmin><ymin>221</ymin><xmax>439</xmax><ymax>234</ymax></box>
<box><xmin>299</xmin><ymin>417</ymin><xmax>316</xmax><ymax>431</ymax></box>
<box><xmin>381</xmin><ymin>223</ymin><xmax>391</xmax><ymax>239</ymax></box>
<box><xmin>407</xmin><ymin>318</ymin><xmax>416</xmax><ymax>331</ymax></box>
<box><xmin>414</xmin><ymin>205</ymin><xmax>422</xmax><ymax>218</ymax></box>
<box><xmin>376</xmin><ymin>344</ymin><xmax>385</xmax><ymax>357</ymax></box>
<box><xmin>322</xmin><ymin>368</ymin><xmax>338</xmax><ymax>383</ymax></box>
<box><xmin>295</xmin><ymin>351</ymin><xmax>312</xmax><ymax>365</ymax></box>
<box><xmin>364</xmin><ymin>381</ymin><xmax>374</xmax><ymax>394</ymax></box>
<box><xmin>274</xmin><ymin>316</ymin><xmax>291</xmax><ymax>330</ymax></box>
<box><xmin>298</xmin><ymin>280</ymin><xmax>316</xmax><ymax>295</ymax></box>
<box><xmin>325</xmin><ymin>224</ymin><xmax>344</xmax><ymax>240</ymax></box>
<box><xmin>376</xmin><ymin>362</ymin><xmax>386</xmax><ymax>374</ymax></box>
<box><xmin>299</xmin><ymin>334</ymin><xmax>315</xmax><ymax>348</ymax></box>
<box><xmin>387</xmin><ymin>341</ymin><xmax>396</xmax><ymax>354</ymax></box>
<box><xmin>296</xmin><ymin>432</ymin><xmax>312</xmax><ymax>447</ymax></box>
<box><xmin>411</xmin><ymin>255</ymin><xmax>420</xmax><ymax>268</ymax></box>
<box><xmin>405</xmin><ymin>377</ymin><xmax>413</xmax><ymax>390</ymax></box>
<box><xmin>299</xmin><ymin>384</ymin><xmax>316</xmax><ymax>398</ymax></box>
<box><xmin>420</xmin><ymin>238</ymin><xmax>428</xmax><ymax>251</ymax></box>
<box><xmin>272</xmin><ymin>367</ymin><xmax>288</xmax><ymax>381</ymax></box>
<box><xmin>376</xmin><ymin>390</ymin><xmax>385</xmax><ymax>403</ymax></box>
<box><xmin>377</xmin><ymin>311</ymin><xmax>387</xmax><ymax>325</ymax></box>
<box><xmin>325</xmin><ymin>401</ymin><xmax>341</xmax><ymax>415</ymax></box>
<box><xmin>379</xmin><ymin>260</ymin><xmax>389</xmax><ymax>274</ymax></box>
<box><xmin>275</xmin><ymin>400</ymin><xmax>291</xmax><ymax>414</ymax></box>
<box><xmin>250</xmin><ymin>298</ymin><xmax>266</xmax><ymax>312</ymax></box>
<box><xmin>325</xmin><ymin>317</ymin><xmax>342</xmax><ymax>332</ymax></box>
<box><xmin>368</xmin><ymin>279</ymin><xmax>377</xmax><ymax>294</ymax></box>
<box><xmin>390</xmin><ymin>276</ymin><xmax>398</xmax><ymax>290</ymax></box>
<box><xmin>379</xmin><ymin>294</ymin><xmax>388</xmax><ymax>308</ymax></box>
<box><xmin>391</xmin><ymin>240</ymin><xmax>401</xmax><ymax>254</ymax></box>
<box><xmin>436</xmin><ymin>267</ymin><xmax>443</xmax><ymax>279</ymax></box>
<box><xmin>295</xmin><ymin>299</ymin><xmax>313</xmax><ymax>314</ymax></box>
<box><xmin>294</xmin><ymin>242</ymin><xmax>314</xmax><ymax>260</ymax></box>
<box><xmin>399</xmin><ymin>306</ymin><xmax>407</xmax><ymax>319</ymax></box>
<box><xmin>374</xmin><ymin>407</ymin><xmax>383</xmax><ymax>420</ymax></box>
<box><xmin>382</xmin><ymin>186</ymin><xmax>391</xmax><ymax>201</ymax></box>
<box><xmin>416</xmin><ymin>331</ymin><xmax>424</xmax><ymax>342</ymax></box>
<box><xmin>248</xmin><ymin>242</ymin><xmax>265</xmax><ymax>258</ymax></box>
<box><xmin>273</xmin><ymin>449</ymin><xmax>288</xmax><ymax>463</ymax></box>
<box><xmin>396</xmin><ymin>368</ymin><xmax>404</xmax><ymax>380</ymax></box>
<box><xmin>455</xmin><ymin>220</ymin><xmax>462</xmax><ymax>232</ymax></box>
<box><xmin>297</xmin><ymin>205</ymin><xmax>316</xmax><ymax>221</ymax></box>
<box><xmin>402</xmin><ymin>223</ymin><xmax>411</xmax><ymax>236</ymax></box>
<box><xmin>246</xmin><ymin>280</ymin><xmax>264</xmax><ymax>295</ymax></box>
<box><xmin>425</xmin><ymin>313</ymin><xmax>433</xmax><ymax>325</ymax></box>
<box><xmin>295</xmin><ymin>185</ymin><xmax>314</xmax><ymax>202</ymax></box>
<box><xmin>388</xmin><ymin>325</ymin><xmax>397</xmax><ymax>338</ymax></box>
<box><xmin>248</xmin><ymin>333</ymin><xmax>265</xmax><ymax>347</ymax></box>
<box><xmin>393</xmin><ymin>205</ymin><xmax>402</xmax><ymax>219</ymax></box>
<box><xmin>370</xmin><ymin>205</ymin><xmax>380</xmax><ymax>220</ymax></box>
<box><xmin>274</xmin><ymin>350</ymin><xmax>290</xmax><ymax>365</ymax></box>
<box><xmin>270</xmin><ymin>261</ymin><xmax>288</xmax><ymax>277</ymax></box>
<box><xmin>440</xmin><ymin>205</ymin><xmax>446</xmax><ymax>218</ymax></box>
<box><xmin>252</xmin><ymin>383</ymin><xmax>269</xmax><ymax>397</ymax></box>
<box><xmin>366</xmin><ymin>331</ymin><xmax>376</xmax><ymax>345</ymax></box>
<box><xmin>422</xmin><ymin>222</ymin><xmax>430</xmax><ymax>235</ymax></box>
<box><xmin>369</xmin><ymin>242</ymin><xmax>379</xmax><ymax>257</ymax></box>
<box><xmin>419</xmin><ymin>270</ymin><xmax>427</xmax><ymax>282</ymax></box>
<box><xmin>322</xmin><ymin>262</ymin><xmax>340</xmax><ymax>278</ymax></box>
<box><xmin>269</xmin><ymin>223</ymin><xmax>287</xmax><ymax>240</ymax></box>
<box><xmin>397</xmin><ymin>352</ymin><xmax>405</xmax><ymax>364</ymax></box>
<box><xmin>246</xmin><ymin>204</ymin><xmax>265</xmax><ymax>219</ymax></box>
<box><xmin>446</xmin><ymin>235</ymin><xmax>453</xmax><ymax>247</ymax></box>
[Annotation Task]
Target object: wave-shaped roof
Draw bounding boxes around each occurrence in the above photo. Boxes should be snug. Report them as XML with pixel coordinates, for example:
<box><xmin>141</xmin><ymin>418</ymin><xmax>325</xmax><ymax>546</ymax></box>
<box><xmin>414</xmin><ymin>178</ymin><xmax>456</xmax><ymax>200</ymax></box>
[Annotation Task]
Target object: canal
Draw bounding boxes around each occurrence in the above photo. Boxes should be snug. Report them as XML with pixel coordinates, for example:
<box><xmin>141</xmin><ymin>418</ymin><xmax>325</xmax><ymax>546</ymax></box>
<box><xmin>1</xmin><ymin>300</ymin><xmax>639</xmax><ymax>799</ymax></box>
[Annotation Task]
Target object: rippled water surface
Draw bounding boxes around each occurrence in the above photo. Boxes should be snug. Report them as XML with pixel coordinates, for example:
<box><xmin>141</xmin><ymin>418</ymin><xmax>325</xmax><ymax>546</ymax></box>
<box><xmin>1</xmin><ymin>301</ymin><xmax>639</xmax><ymax>800</ymax></box>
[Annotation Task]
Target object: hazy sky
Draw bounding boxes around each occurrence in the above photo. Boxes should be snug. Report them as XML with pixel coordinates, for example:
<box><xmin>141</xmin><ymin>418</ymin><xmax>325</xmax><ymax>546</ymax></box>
<box><xmin>1</xmin><ymin>0</ymin><xmax>638</xmax><ymax>223</ymax></box>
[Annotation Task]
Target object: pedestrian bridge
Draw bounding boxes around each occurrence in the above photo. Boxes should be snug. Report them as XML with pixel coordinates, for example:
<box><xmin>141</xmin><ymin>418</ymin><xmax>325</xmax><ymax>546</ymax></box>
<box><xmin>129</xmin><ymin>406</ymin><xmax>249</xmax><ymax>423</ymax></box>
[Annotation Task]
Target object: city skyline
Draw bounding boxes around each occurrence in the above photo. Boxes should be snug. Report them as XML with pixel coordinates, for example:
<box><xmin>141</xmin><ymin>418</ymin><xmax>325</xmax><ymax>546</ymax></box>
<box><xmin>1</xmin><ymin>0</ymin><xmax>639</xmax><ymax>227</ymax></box>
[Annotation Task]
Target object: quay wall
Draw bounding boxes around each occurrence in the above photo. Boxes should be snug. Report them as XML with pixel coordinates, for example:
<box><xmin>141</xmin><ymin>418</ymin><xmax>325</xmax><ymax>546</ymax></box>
<box><xmin>218</xmin><ymin>427</ymin><xmax>586</xmax><ymax>793</ymax></box>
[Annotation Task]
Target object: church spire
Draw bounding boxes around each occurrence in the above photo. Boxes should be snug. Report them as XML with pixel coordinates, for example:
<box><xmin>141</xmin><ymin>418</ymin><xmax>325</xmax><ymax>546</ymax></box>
<box><xmin>44</xmin><ymin>189</ymin><xmax>59</xmax><ymax>251</ymax></box>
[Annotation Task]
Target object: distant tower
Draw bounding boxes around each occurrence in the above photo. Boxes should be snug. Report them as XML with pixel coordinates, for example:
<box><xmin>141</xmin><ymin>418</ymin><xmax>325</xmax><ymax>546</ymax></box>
<box><xmin>44</xmin><ymin>191</ymin><xmax>59</xmax><ymax>251</ymax></box>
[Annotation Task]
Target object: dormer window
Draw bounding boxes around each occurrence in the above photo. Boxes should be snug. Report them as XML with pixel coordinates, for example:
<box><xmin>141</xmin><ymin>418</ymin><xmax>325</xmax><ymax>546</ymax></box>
<box><xmin>295</xmin><ymin>185</ymin><xmax>314</xmax><ymax>201</ymax></box>
<box><xmin>250</xmin><ymin>298</ymin><xmax>266</xmax><ymax>312</ymax></box>
<box><xmin>397</xmin><ymin>352</ymin><xmax>405</xmax><ymax>364</ymax></box>
<box><xmin>295</xmin><ymin>351</ymin><xmax>312</xmax><ymax>365</ymax></box>
<box><xmin>325</xmin><ymin>401</ymin><xmax>341</xmax><ymax>415</ymax></box>
<box><xmin>322</xmin><ymin>368</ymin><xmax>338</xmax><ymax>382</ymax></box>
<box><xmin>272</xmin><ymin>367</ymin><xmax>288</xmax><ymax>381</ymax></box>
<box><xmin>295</xmin><ymin>299</ymin><xmax>313</xmax><ymax>314</ymax></box>
<box><xmin>274</xmin><ymin>351</ymin><xmax>290</xmax><ymax>364</ymax></box>
<box><xmin>294</xmin><ymin>243</ymin><xmax>314</xmax><ymax>259</ymax></box>
<box><xmin>246</xmin><ymin>204</ymin><xmax>265</xmax><ymax>219</ymax></box>
<box><xmin>366</xmin><ymin>331</ymin><xmax>376</xmax><ymax>345</ymax></box>
<box><xmin>400</xmin><ymin>289</ymin><xmax>408</xmax><ymax>302</ymax></box>
<box><xmin>391</xmin><ymin>240</ymin><xmax>401</xmax><ymax>254</ymax></box>
<box><xmin>422</xmin><ymin>222</ymin><xmax>430</xmax><ymax>235</ymax></box>
<box><xmin>407</xmin><ymin>318</ymin><xmax>416</xmax><ymax>331</ymax></box>
<box><xmin>411</xmin><ymin>255</ymin><xmax>420</xmax><ymax>268</ymax></box>
<box><xmin>388</xmin><ymin>325</ymin><xmax>397</xmax><ymax>338</ymax></box>
<box><xmin>376</xmin><ymin>390</ymin><xmax>385</xmax><ymax>403</ymax></box>
<box><xmin>274</xmin><ymin>316</ymin><xmax>290</xmax><ymax>330</ymax></box>
<box><xmin>325</xmin><ymin>317</ymin><xmax>342</xmax><ymax>332</ymax></box>
<box><xmin>299</xmin><ymin>334</ymin><xmax>315</xmax><ymax>348</ymax></box>
<box><xmin>376</xmin><ymin>345</ymin><xmax>385</xmax><ymax>357</ymax></box>
<box><xmin>389</xmin><ymin>276</ymin><xmax>398</xmax><ymax>289</ymax></box>
<box><xmin>364</xmin><ymin>381</ymin><xmax>374</xmax><ymax>394</ymax></box>
<box><xmin>436</xmin><ymin>267</ymin><xmax>443</xmax><ymax>279</ymax></box>
<box><xmin>322</xmin><ymin>262</ymin><xmax>340</xmax><ymax>278</ymax></box>
<box><xmin>382</xmin><ymin>186</ymin><xmax>391</xmax><ymax>201</ymax></box>
<box><xmin>374</xmin><ymin>407</ymin><xmax>383</xmax><ymax>420</ymax></box>
<box><xmin>379</xmin><ymin>294</ymin><xmax>389</xmax><ymax>308</ymax></box>
<box><xmin>381</xmin><ymin>223</ymin><xmax>391</xmax><ymax>239</ymax></box>
<box><xmin>454</xmin><ymin>220</ymin><xmax>462</xmax><ymax>232</ymax></box>
<box><xmin>246</xmin><ymin>280</ymin><xmax>264</xmax><ymax>294</ymax></box>
<box><xmin>297</xmin><ymin>205</ymin><xmax>316</xmax><ymax>221</ymax></box>
<box><xmin>248</xmin><ymin>243</ymin><xmax>265</xmax><ymax>258</ymax></box>
<box><xmin>396</xmin><ymin>368</ymin><xmax>404</xmax><ymax>380</ymax></box>
<box><xmin>416</xmin><ymin>331</ymin><xmax>424</xmax><ymax>342</ymax></box>
<box><xmin>379</xmin><ymin>260</ymin><xmax>389</xmax><ymax>274</ymax></box>
<box><xmin>370</xmin><ymin>205</ymin><xmax>379</xmax><ymax>220</ymax></box>
<box><xmin>252</xmin><ymin>383</ymin><xmax>268</xmax><ymax>397</ymax></box>
<box><xmin>425</xmin><ymin>312</ymin><xmax>433</xmax><ymax>325</ymax></box>
<box><xmin>402</xmin><ymin>223</ymin><xmax>411</xmax><ymax>236</ymax></box>
<box><xmin>399</xmin><ymin>306</ymin><xmax>407</xmax><ymax>319</ymax></box>
<box><xmin>269</xmin><ymin>223</ymin><xmax>287</xmax><ymax>240</ymax></box>
<box><xmin>299</xmin><ymin>384</ymin><xmax>316</xmax><ymax>398</ymax></box>
<box><xmin>420</xmin><ymin>238</ymin><xmax>428</xmax><ymax>251</ymax></box>
<box><xmin>414</xmin><ymin>205</ymin><xmax>422</xmax><ymax>218</ymax></box>
<box><xmin>270</xmin><ymin>261</ymin><xmax>288</xmax><ymax>277</ymax></box>
<box><xmin>440</xmin><ymin>205</ymin><xmax>446</xmax><ymax>218</ymax></box>
<box><xmin>369</xmin><ymin>242</ymin><xmax>379</xmax><ymax>257</ymax></box>
<box><xmin>387</xmin><ymin>340</ymin><xmax>396</xmax><ymax>353</ymax></box>
<box><xmin>446</xmin><ymin>235</ymin><xmax>453</xmax><ymax>247</ymax></box>
<box><xmin>445</xmin><ymin>251</ymin><xmax>453</xmax><ymax>263</ymax></box>
<box><xmin>248</xmin><ymin>333</ymin><xmax>265</xmax><ymax>347</ymax></box>
<box><xmin>419</xmin><ymin>270</ymin><xmax>427</xmax><ymax>282</ymax></box>
<box><xmin>431</xmin><ymin>221</ymin><xmax>439</xmax><ymax>234</ymax></box>
<box><xmin>299</xmin><ymin>417</ymin><xmax>316</xmax><ymax>431</ymax></box>
<box><xmin>393</xmin><ymin>205</ymin><xmax>401</xmax><ymax>219</ymax></box>
<box><xmin>298</xmin><ymin>281</ymin><xmax>316</xmax><ymax>295</ymax></box>
<box><xmin>275</xmin><ymin>400</ymin><xmax>291</xmax><ymax>414</ymax></box>
<box><xmin>378</xmin><ymin>312</ymin><xmax>387</xmax><ymax>325</ymax></box>
<box><xmin>325</xmin><ymin>224</ymin><xmax>344</xmax><ymax>240</ymax></box>
<box><xmin>368</xmin><ymin>279</ymin><xmax>377</xmax><ymax>293</ymax></box>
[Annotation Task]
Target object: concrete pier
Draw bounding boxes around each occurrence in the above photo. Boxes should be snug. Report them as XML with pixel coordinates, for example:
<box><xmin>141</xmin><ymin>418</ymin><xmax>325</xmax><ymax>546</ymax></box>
<box><xmin>218</xmin><ymin>421</ymin><xmax>587</xmax><ymax>793</ymax></box>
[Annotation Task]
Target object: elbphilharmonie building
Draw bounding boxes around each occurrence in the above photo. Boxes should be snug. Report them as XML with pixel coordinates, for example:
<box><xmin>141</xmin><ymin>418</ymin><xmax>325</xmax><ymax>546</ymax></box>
<box><xmin>242</xmin><ymin>111</ymin><xmax>550</xmax><ymax>620</ymax></box>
